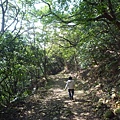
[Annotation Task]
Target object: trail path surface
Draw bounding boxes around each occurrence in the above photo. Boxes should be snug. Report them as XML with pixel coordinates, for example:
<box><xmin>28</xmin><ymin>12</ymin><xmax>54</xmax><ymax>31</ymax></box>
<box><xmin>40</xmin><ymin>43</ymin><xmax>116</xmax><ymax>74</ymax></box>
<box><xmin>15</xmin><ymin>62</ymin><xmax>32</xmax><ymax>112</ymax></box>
<box><xmin>1</xmin><ymin>73</ymin><xmax>102</xmax><ymax>120</ymax></box>
<box><xmin>20</xmin><ymin>73</ymin><xmax>101</xmax><ymax>120</ymax></box>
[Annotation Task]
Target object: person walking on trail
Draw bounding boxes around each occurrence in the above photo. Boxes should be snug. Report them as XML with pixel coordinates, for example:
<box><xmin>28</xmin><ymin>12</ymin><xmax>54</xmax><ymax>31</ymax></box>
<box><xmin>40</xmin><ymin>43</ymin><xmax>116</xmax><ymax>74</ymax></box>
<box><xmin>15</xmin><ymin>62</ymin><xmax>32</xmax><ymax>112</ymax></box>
<box><xmin>64</xmin><ymin>76</ymin><xmax>75</xmax><ymax>100</ymax></box>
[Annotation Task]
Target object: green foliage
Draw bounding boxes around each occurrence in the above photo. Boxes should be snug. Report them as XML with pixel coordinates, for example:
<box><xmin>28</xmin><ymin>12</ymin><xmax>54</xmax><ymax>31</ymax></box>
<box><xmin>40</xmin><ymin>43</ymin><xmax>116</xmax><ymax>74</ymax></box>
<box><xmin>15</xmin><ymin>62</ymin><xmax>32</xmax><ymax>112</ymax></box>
<box><xmin>42</xmin><ymin>0</ymin><xmax>120</xmax><ymax>68</ymax></box>
<box><xmin>115</xmin><ymin>108</ymin><xmax>120</xmax><ymax>115</ymax></box>
<box><xmin>0</xmin><ymin>33</ymin><xmax>27</xmax><ymax>106</ymax></box>
<box><xmin>0</xmin><ymin>31</ymin><xmax>47</xmax><ymax>107</ymax></box>
<box><xmin>104</xmin><ymin>109</ymin><xmax>115</xmax><ymax>119</ymax></box>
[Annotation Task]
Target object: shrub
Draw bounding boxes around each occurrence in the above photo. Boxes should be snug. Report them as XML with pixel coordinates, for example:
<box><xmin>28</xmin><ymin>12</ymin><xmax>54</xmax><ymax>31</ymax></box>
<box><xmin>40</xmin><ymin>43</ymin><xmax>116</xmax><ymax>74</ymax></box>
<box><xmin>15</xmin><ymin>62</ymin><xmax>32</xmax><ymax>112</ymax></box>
<box><xmin>104</xmin><ymin>109</ymin><xmax>115</xmax><ymax>119</ymax></box>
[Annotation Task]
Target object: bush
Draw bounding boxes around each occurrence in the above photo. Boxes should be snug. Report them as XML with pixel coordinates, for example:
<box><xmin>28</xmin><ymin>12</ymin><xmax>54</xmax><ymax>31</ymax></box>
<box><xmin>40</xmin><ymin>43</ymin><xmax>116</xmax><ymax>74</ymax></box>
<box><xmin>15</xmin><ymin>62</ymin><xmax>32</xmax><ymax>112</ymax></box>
<box><xmin>104</xmin><ymin>109</ymin><xmax>115</xmax><ymax>119</ymax></box>
<box><xmin>115</xmin><ymin>108</ymin><xmax>120</xmax><ymax>115</ymax></box>
<box><xmin>115</xmin><ymin>108</ymin><xmax>120</xmax><ymax>119</ymax></box>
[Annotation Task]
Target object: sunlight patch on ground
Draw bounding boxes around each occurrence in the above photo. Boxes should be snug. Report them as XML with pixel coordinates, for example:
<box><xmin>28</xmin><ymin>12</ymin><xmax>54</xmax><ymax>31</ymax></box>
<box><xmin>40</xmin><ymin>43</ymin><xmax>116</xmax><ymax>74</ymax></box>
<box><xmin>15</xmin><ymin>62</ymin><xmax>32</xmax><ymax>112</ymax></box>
<box><xmin>48</xmin><ymin>87</ymin><xmax>87</xmax><ymax>102</ymax></box>
<box><xmin>75</xmin><ymin>90</ymin><xmax>85</xmax><ymax>94</ymax></box>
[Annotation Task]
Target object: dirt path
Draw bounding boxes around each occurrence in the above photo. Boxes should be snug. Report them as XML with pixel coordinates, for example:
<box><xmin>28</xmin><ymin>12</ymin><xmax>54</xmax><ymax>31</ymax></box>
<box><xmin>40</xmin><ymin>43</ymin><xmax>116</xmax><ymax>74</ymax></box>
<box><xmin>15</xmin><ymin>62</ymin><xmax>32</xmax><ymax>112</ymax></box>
<box><xmin>44</xmin><ymin>73</ymin><xmax>101</xmax><ymax>120</ymax></box>
<box><xmin>18</xmin><ymin>73</ymin><xmax>101</xmax><ymax>120</ymax></box>
<box><xmin>1</xmin><ymin>73</ymin><xmax>102</xmax><ymax>120</ymax></box>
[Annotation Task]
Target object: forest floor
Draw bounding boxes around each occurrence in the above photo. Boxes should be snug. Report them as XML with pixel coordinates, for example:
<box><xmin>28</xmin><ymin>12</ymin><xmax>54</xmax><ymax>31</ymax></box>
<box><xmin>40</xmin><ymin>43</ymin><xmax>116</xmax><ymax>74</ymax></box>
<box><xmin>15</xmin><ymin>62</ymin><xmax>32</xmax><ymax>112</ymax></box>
<box><xmin>1</xmin><ymin>72</ymin><xmax>116</xmax><ymax>120</ymax></box>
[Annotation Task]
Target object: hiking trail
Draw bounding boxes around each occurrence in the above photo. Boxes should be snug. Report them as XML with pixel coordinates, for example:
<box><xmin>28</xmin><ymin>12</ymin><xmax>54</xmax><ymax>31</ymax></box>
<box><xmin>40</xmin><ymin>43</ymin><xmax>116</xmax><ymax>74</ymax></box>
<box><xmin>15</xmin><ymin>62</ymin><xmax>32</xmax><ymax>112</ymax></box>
<box><xmin>1</xmin><ymin>72</ymin><xmax>102</xmax><ymax>120</ymax></box>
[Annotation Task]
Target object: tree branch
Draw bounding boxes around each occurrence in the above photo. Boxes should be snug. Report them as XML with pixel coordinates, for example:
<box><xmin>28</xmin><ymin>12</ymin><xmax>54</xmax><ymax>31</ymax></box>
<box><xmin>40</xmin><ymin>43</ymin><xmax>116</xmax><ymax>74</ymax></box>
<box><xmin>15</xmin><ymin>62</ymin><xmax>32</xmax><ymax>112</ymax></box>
<box><xmin>108</xmin><ymin>0</ymin><xmax>116</xmax><ymax>19</ymax></box>
<box><xmin>59</xmin><ymin>35</ymin><xmax>76</xmax><ymax>46</ymax></box>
